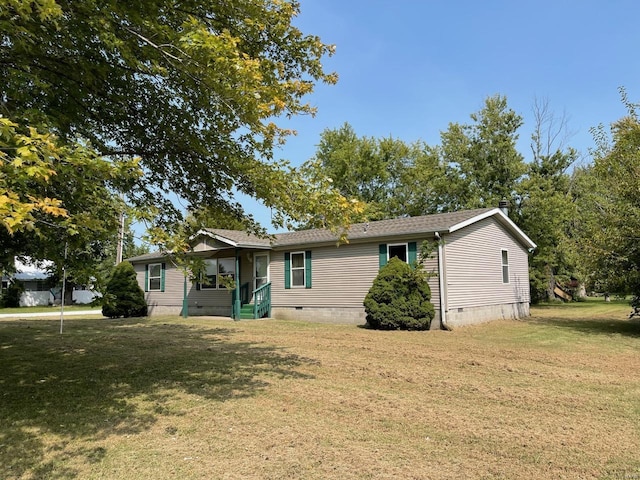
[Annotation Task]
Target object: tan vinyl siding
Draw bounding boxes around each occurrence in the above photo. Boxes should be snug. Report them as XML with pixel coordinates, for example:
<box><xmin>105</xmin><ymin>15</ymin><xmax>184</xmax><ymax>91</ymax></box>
<box><xmin>134</xmin><ymin>257</ymin><xmax>238</xmax><ymax>311</ymax></box>
<box><xmin>135</xmin><ymin>262</ymin><xmax>184</xmax><ymax>309</ymax></box>
<box><xmin>270</xmin><ymin>240</ymin><xmax>440</xmax><ymax>310</ymax></box>
<box><xmin>192</xmin><ymin>238</ymin><xmax>230</xmax><ymax>252</ymax></box>
<box><xmin>444</xmin><ymin>217</ymin><xmax>530</xmax><ymax>310</ymax></box>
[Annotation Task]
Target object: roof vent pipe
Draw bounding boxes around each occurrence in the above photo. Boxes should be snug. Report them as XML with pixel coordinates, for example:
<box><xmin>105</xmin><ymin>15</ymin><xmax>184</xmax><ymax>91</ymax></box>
<box><xmin>498</xmin><ymin>199</ymin><xmax>509</xmax><ymax>216</ymax></box>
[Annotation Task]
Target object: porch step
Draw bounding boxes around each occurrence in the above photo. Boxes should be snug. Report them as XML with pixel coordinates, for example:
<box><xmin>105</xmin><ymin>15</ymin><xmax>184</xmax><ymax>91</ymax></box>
<box><xmin>240</xmin><ymin>304</ymin><xmax>255</xmax><ymax>319</ymax></box>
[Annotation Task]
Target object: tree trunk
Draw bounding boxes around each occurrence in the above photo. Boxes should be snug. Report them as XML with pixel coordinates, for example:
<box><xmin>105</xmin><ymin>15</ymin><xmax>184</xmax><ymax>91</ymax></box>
<box><xmin>545</xmin><ymin>265</ymin><xmax>555</xmax><ymax>302</ymax></box>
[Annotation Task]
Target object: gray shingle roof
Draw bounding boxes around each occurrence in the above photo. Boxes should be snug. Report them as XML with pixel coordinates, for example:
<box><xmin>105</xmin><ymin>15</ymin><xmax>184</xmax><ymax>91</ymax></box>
<box><xmin>272</xmin><ymin>208</ymin><xmax>494</xmax><ymax>246</ymax></box>
<box><xmin>127</xmin><ymin>207</ymin><xmax>535</xmax><ymax>262</ymax></box>
<box><xmin>203</xmin><ymin>229</ymin><xmax>273</xmax><ymax>248</ymax></box>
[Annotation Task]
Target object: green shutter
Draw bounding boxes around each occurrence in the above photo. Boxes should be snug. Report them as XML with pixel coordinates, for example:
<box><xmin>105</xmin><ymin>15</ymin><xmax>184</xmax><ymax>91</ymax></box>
<box><xmin>160</xmin><ymin>263</ymin><xmax>166</xmax><ymax>292</ymax></box>
<box><xmin>144</xmin><ymin>264</ymin><xmax>149</xmax><ymax>292</ymax></box>
<box><xmin>284</xmin><ymin>252</ymin><xmax>291</xmax><ymax>289</ymax></box>
<box><xmin>408</xmin><ymin>242</ymin><xmax>417</xmax><ymax>267</ymax></box>
<box><xmin>379</xmin><ymin>244</ymin><xmax>387</xmax><ymax>269</ymax></box>
<box><xmin>305</xmin><ymin>250</ymin><xmax>312</xmax><ymax>289</ymax></box>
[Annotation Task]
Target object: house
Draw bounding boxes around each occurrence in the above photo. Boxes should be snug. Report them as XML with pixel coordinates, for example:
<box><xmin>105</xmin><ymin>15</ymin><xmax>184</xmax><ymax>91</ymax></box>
<box><xmin>1</xmin><ymin>259</ymin><xmax>101</xmax><ymax>307</ymax></box>
<box><xmin>127</xmin><ymin>207</ymin><xmax>536</xmax><ymax>328</ymax></box>
<box><xmin>1</xmin><ymin>259</ymin><xmax>54</xmax><ymax>306</ymax></box>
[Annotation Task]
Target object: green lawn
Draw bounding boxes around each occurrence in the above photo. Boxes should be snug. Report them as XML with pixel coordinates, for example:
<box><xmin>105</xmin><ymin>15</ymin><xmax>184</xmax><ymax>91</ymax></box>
<box><xmin>0</xmin><ymin>299</ymin><xmax>638</xmax><ymax>479</ymax></box>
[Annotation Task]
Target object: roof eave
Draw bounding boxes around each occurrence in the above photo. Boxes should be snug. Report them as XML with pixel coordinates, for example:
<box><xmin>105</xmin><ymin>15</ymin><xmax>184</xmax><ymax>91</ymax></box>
<box><xmin>448</xmin><ymin>208</ymin><xmax>536</xmax><ymax>250</ymax></box>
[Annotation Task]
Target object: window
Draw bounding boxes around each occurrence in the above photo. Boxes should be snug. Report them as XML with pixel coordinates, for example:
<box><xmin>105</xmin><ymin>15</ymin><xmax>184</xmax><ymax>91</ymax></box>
<box><xmin>291</xmin><ymin>252</ymin><xmax>305</xmax><ymax>287</ymax></box>
<box><xmin>501</xmin><ymin>250</ymin><xmax>509</xmax><ymax>284</ymax></box>
<box><xmin>388</xmin><ymin>243</ymin><xmax>408</xmax><ymax>263</ymax></box>
<box><xmin>148</xmin><ymin>263</ymin><xmax>162</xmax><ymax>291</ymax></box>
<box><xmin>379</xmin><ymin>242</ymin><xmax>417</xmax><ymax>268</ymax></box>
<box><xmin>201</xmin><ymin>259</ymin><xmax>218</xmax><ymax>289</ymax></box>
<box><xmin>218</xmin><ymin>258</ymin><xmax>236</xmax><ymax>285</ymax></box>
<box><xmin>200</xmin><ymin>258</ymin><xmax>236</xmax><ymax>289</ymax></box>
<box><xmin>284</xmin><ymin>251</ymin><xmax>311</xmax><ymax>289</ymax></box>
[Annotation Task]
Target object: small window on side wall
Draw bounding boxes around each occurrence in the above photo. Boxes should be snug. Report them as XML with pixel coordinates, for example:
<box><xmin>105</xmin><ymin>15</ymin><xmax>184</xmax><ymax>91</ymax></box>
<box><xmin>146</xmin><ymin>263</ymin><xmax>165</xmax><ymax>292</ymax></box>
<box><xmin>388</xmin><ymin>243</ymin><xmax>408</xmax><ymax>263</ymax></box>
<box><xmin>501</xmin><ymin>250</ymin><xmax>509</xmax><ymax>284</ymax></box>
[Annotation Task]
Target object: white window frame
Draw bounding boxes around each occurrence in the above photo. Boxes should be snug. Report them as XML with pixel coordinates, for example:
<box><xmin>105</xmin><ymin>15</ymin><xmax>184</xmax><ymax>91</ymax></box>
<box><xmin>201</xmin><ymin>259</ymin><xmax>218</xmax><ymax>289</ymax></box>
<box><xmin>501</xmin><ymin>249</ymin><xmax>510</xmax><ymax>284</ymax></box>
<box><xmin>148</xmin><ymin>263</ymin><xmax>162</xmax><ymax>291</ymax></box>
<box><xmin>290</xmin><ymin>251</ymin><xmax>306</xmax><ymax>288</ymax></box>
<box><xmin>201</xmin><ymin>257</ymin><xmax>236</xmax><ymax>289</ymax></box>
<box><xmin>387</xmin><ymin>243</ymin><xmax>409</xmax><ymax>263</ymax></box>
<box><xmin>254</xmin><ymin>252</ymin><xmax>270</xmax><ymax>291</ymax></box>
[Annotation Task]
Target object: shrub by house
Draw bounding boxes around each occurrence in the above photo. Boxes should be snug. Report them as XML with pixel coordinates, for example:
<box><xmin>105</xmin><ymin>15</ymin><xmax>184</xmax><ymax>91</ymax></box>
<box><xmin>102</xmin><ymin>261</ymin><xmax>147</xmax><ymax>318</ymax></box>
<box><xmin>363</xmin><ymin>257</ymin><xmax>434</xmax><ymax>330</ymax></box>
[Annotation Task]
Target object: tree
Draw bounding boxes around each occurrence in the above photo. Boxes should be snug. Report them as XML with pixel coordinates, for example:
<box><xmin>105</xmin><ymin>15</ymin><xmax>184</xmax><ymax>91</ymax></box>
<box><xmin>0</xmin><ymin>117</ymin><xmax>141</xmax><ymax>286</ymax></box>
<box><xmin>363</xmin><ymin>258</ymin><xmax>434</xmax><ymax>330</ymax></box>
<box><xmin>515</xmin><ymin>98</ymin><xmax>580</xmax><ymax>302</ymax></box>
<box><xmin>439</xmin><ymin>95</ymin><xmax>526</xmax><ymax>212</ymax></box>
<box><xmin>303</xmin><ymin>123</ymin><xmax>445</xmax><ymax>222</ymax></box>
<box><xmin>1</xmin><ymin>0</ymin><xmax>356</xmax><ymax>237</ymax></box>
<box><xmin>575</xmin><ymin>93</ymin><xmax>640</xmax><ymax>305</ymax></box>
<box><xmin>102</xmin><ymin>261</ymin><xmax>147</xmax><ymax>318</ymax></box>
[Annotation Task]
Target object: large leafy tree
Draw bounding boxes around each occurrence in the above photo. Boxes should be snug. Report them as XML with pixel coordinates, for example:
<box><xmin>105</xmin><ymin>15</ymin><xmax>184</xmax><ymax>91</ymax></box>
<box><xmin>439</xmin><ymin>95</ymin><xmax>527</xmax><ymax>212</ymax></box>
<box><xmin>303</xmin><ymin>122</ymin><xmax>445</xmax><ymax>222</ymax></box>
<box><xmin>0</xmin><ymin>117</ymin><xmax>140</xmax><ymax>285</ymax></box>
<box><xmin>575</xmin><ymin>99</ymin><xmax>640</xmax><ymax>305</ymax></box>
<box><xmin>515</xmin><ymin>99</ymin><xmax>580</xmax><ymax>302</ymax></box>
<box><xmin>1</xmin><ymin>0</ymin><xmax>355</xmax><ymax>237</ymax></box>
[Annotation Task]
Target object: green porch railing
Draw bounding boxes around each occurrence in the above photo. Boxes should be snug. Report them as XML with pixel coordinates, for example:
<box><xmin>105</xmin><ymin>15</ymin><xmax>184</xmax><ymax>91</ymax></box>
<box><xmin>253</xmin><ymin>282</ymin><xmax>271</xmax><ymax>319</ymax></box>
<box><xmin>232</xmin><ymin>282</ymin><xmax>271</xmax><ymax>319</ymax></box>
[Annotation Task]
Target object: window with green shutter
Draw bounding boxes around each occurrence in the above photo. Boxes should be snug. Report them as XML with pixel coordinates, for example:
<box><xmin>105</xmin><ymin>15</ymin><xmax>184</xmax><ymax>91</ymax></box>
<box><xmin>285</xmin><ymin>251</ymin><xmax>312</xmax><ymax>288</ymax></box>
<box><xmin>148</xmin><ymin>263</ymin><xmax>163</xmax><ymax>291</ymax></box>
<box><xmin>380</xmin><ymin>242</ymin><xmax>417</xmax><ymax>268</ymax></box>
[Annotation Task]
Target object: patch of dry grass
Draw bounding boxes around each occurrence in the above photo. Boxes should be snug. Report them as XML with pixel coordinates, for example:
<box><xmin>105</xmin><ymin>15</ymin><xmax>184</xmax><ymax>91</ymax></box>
<box><xmin>1</xmin><ymin>300</ymin><xmax>639</xmax><ymax>479</ymax></box>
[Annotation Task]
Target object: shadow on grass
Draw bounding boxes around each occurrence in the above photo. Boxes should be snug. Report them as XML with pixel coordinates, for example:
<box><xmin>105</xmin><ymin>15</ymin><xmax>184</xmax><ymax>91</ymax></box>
<box><xmin>0</xmin><ymin>318</ymin><xmax>316</xmax><ymax>479</ymax></box>
<box><xmin>530</xmin><ymin>316</ymin><xmax>640</xmax><ymax>338</ymax></box>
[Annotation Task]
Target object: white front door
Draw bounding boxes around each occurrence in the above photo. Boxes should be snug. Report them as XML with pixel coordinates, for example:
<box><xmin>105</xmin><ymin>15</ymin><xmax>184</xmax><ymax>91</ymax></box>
<box><xmin>254</xmin><ymin>253</ymin><xmax>269</xmax><ymax>291</ymax></box>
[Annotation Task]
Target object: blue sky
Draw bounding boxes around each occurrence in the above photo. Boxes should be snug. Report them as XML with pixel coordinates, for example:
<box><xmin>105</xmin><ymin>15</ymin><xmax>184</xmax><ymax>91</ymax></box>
<box><xmin>240</xmin><ymin>0</ymin><xmax>640</xmax><ymax>231</ymax></box>
<box><xmin>136</xmin><ymin>0</ymin><xmax>636</xmax><ymax>240</ymax></box>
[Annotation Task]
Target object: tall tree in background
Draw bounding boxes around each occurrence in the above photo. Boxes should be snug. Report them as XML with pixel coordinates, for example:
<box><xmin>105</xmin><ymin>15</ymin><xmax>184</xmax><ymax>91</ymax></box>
<box><xmin>439</xmin><ymin>95</ymin><xmax>526</xmax><ymax>212</ymax></box>
<box><xmin>515</xmin><ymin>99</ymin><xmax>579</xmax><ymax>302</ymax></box>
<box><xmin>575</xmin><ymin>93</ymin><xmax>640</xmax><ymax>305</ymax></box>
<box><xmin>1</xmin><ymin>0</ymin><xmax>356</xmax><ymax>241</ymax></box>
<box><xmin>304</xmin><ymin>123</ymin><xmax>446</xmax><ymax>222</ymax></box>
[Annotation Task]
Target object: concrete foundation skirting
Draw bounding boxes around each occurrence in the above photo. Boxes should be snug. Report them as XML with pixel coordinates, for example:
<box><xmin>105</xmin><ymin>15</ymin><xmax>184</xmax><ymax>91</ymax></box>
<box><xmin>145</xmin><ymin>302</ymin><xmax>529</xmax><ymax>329</ymax></box>
<box><xmin>271</xmin><ymin>306</ymin><xmax>367</xmax><ymax>325</ymax></box>
<box><xmin>445</xmin><ymin>302</ymin><xmax>530</xmax><ymax>328</ymax></box>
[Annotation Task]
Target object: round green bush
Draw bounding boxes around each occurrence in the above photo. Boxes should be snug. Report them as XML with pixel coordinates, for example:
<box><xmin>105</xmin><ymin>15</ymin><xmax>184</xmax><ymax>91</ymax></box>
<box><xmin>102</xmin><ymin>261</ymin><xmax>147</xmax><ymax>318</ymax></box>
<box><xmin>363</xmin><ymin>257</ymin><xmax>434</xmax><ymax>330</ymax></box>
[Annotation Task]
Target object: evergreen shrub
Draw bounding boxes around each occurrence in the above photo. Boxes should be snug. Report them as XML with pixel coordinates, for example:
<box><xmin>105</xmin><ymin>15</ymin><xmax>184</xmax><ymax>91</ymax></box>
<box><xmin>364</xmin><ymin>257</ymin><xmax>434</xmax><ymax>330</ymax></box>
<box><xmin>102</xmin><ymin>261</ymin><xmax>147</xmax><ymax>318</ymax></box>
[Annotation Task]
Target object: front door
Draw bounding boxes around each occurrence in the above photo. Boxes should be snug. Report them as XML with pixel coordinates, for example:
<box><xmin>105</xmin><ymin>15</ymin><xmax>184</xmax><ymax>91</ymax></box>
<box><xmin>254</xmin><ymin>253</ymin><xmax>269</xmax><ymax>291</ymax></box>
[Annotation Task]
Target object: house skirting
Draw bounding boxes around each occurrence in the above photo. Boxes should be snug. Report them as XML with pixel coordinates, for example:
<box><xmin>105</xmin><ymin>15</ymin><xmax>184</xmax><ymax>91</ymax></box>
<box><xmin>271</xmin><ymin>306</ymin><xmax>366</xmax><ymax>324</ymax></box>
<box><xmin>445</xmin><ymin>302</ymin><xmax>530</xmax><ymax>328</ymax></box>
<box><xmin>144</xmin><ymin>302</ymin><xmax>529</xmax><ymax>329</ymax></box>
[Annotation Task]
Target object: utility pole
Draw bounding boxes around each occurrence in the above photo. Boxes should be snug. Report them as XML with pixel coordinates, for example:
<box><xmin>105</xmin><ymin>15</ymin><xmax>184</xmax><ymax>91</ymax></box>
<box><xmin>116</xmin><ymin>210</ymin><xmax>125</xmax><ymax>265</ymax></box>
